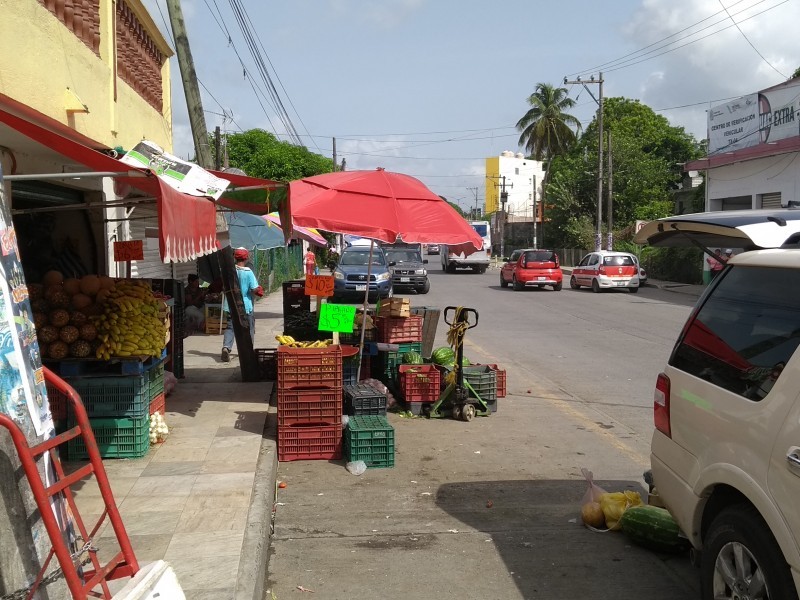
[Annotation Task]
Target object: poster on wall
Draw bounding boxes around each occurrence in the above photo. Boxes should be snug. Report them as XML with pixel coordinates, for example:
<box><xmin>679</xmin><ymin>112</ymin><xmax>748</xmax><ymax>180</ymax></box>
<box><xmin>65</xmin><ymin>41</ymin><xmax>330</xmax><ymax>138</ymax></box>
<box><xmin>0</xmin><ymin>170</ymin><xmax>52</xmax><ymax>436</ymax></box>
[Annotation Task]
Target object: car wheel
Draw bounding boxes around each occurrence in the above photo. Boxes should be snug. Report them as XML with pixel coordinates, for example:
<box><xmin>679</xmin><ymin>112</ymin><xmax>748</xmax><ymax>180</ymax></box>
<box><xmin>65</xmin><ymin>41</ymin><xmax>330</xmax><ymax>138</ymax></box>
<box><xmin>446</xmin><ymin>263</ymin><xmax>456</xmax><ymax>274</ymax></box>
<box><xmin>420</xmin><ymin>280</ymin><xmax>430</xmax><ymax>294</ymax></box>
<box><xmin>500</xmin><ymin>274</ymin><xmax>508</xmax><ymax>288</ymax></box>
<box><xmin>570</xmin><ymin>275</ymin><xmax>580</xmax><ymax>289</ymax></box>
<box><xmin>629</xmin><ymin>286</ymin><xmax>639</xmax><ymax>294</ymax></box>
<box><xmin>512</xmin><ymin>277</ymin><xmax>523</xmax><ymax>291</ymax></box>
<box><xmin>537</xmin><ymin>285</ymin><xmax>544</xmax><ymax>289</ymax></box>
<box><xmin>591</xmin><ymin>279</ymin><xmax>601</xmax><ymax>293</ymax></box>
<box><xmin>702</xmin><ymin>505</ymin><xmax>799</xmax><ymax>600</ymax></box>
<box><xmin>553</xmin><ymin>281</ymin><xmax>562</xmax><ymax>291</ymax></box>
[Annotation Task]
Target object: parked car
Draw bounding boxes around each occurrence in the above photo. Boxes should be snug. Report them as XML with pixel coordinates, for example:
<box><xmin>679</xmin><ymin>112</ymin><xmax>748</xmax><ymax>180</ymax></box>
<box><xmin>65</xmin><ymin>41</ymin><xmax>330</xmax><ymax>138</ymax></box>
<box><xmin>383</xmin><ymin>242</ymin><xmax>430</xmax><ymax>294</ymax></box>
<box><xmin>631</xmin><ymin>254</ymin><xmax>648</xmax><ymax>284</ymax></box>
<box><xmin>500</xmin><ymin>249</ymin><xmax>563</xmax><ymax>291</ymax></box>
<box><xmin>426</xmin><ymin>244</ymin><xmax>440</xmax><ymax>255</ymax></box>
<box><xmin>332</xmin><ymin>245</ymin><xmax>393</xmax><ymax>302</ymax></box>
<box><xmin>649</xmin><ymin>248</ymin><xmax>800</xmax><ymax>599</ymax></box>
<box><xmin>570</xmin><ymin>251</ymin><xmax>639</xmax><ymax>293</ymax></box>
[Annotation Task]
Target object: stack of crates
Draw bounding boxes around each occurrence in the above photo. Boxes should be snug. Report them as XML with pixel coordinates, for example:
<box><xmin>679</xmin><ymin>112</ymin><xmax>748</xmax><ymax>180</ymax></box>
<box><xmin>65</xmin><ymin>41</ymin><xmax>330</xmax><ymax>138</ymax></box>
<box><xmin>65</xmin><ymin>357</ymin><xmax>165</xmax><ymax>459</ymax></box>
<box><xmin>374</xmin><ymin>341</ymin><xmax>422</xmax><ymax>393</ymax></box>
<box><xmin>398</xmin><ymin>364</ymin><xmax>441</xmax><ymax>414</ymax></box>
<box><xmin>277</xmin><ymin>345</ymin><xmax>343</xmax><ymax>461</ymax></box>
<box><xmin>344</xmin><ymin>383</ymin><xmax>387</xmax><ymax>416</ymax></box>
<box><xmin>374</xmin><ymin>301</ymin><xmax>424</xmax><ymax>394</ymax></box>
<box><xmin>344</xmin><ymin>415</ymin><xmax>395</xmax><ymax>468</ymax></box>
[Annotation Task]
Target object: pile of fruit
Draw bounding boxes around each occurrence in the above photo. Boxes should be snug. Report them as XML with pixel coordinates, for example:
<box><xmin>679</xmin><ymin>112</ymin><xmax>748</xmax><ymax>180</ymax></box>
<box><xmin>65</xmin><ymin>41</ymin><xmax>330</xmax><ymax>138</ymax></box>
<box><xmin>274</xmin><ymin>335</ymin><xmax>332</xmax><ymax>348</ymax></box>
<box><xmin>31</xmin><ymin>271</ymin><xmax>167</xmax><ymax>361</ymax></box>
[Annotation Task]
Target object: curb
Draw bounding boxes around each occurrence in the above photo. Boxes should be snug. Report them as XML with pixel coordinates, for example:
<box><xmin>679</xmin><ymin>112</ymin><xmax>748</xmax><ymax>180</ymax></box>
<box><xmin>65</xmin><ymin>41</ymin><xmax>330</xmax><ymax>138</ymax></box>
<box><xmin>234</xmin><ymin>386</ymin><xmax>277</xmax><ymax>600</ymax></box>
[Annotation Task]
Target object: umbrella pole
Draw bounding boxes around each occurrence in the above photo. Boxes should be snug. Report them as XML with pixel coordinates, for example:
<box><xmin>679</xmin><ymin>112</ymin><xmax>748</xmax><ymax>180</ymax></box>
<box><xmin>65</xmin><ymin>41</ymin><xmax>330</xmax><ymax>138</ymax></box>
<box><xmin>356</xmin><ymin>240</ymin><xmax>375</xmax><ymax>382</ymax></box>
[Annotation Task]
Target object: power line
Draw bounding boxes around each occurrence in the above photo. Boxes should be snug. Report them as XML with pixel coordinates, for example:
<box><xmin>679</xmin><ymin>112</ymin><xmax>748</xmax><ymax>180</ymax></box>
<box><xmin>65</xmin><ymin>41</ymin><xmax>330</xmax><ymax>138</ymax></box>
<box><xmin>718</xmin><ymin>0</ymin><xmax>787</xmax><ymax>78</ymax></box>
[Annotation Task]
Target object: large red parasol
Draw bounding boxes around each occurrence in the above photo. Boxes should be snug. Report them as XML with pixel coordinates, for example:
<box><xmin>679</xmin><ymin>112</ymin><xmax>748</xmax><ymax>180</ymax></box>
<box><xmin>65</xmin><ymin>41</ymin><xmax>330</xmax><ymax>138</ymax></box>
<box><xmin>285</xmin><ymin>168</ymin><xmax>483</xmax><ymax>251</ymax></box>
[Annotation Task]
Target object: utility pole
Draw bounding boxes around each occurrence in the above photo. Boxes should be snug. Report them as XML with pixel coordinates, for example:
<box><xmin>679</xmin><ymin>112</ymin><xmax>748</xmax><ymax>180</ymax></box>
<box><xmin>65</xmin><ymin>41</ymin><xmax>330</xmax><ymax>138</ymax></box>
<box><xmin>467</xmin><ymin>187</ymin><xmax>479</xmax><ymax>220</ymax></box>
<box><xmin>166</xmin><ymin>0</ymin><xmax>213</xmax><ymax>168</ymax></box>
<box><xmin>214</xmin><ymin>126</ymin><xmax>221</xmax><ymax>170</ymax></box>
<box><xmin>564</xmin><ymin>72</ymin><xmax>604</xmax><ymax>251</ymax></box>
<box><xmin>497</xmin><ymin>176</ymin><xmax>512</xmax><ymax>259</ymax></box>
<box><xmin>332</xmin><ymin>137</ymin><xmax>337</xmax><ymax>172</ymax></box>
<box><xmin>606</xmin><ymin>131</ymin><xmax>613</xmax><ymax>251</ymax></box>
<box><xmin>532</xmin><ymin>174</ymin><xmax>537</xmax><ymax>249</ymax></box>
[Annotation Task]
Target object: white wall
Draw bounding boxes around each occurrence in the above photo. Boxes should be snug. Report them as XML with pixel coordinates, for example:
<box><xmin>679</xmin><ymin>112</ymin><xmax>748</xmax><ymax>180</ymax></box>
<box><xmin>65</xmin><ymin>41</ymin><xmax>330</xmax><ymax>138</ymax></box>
<box><xmin>706</xmin><ymin>153</ymin><xmax>799</xmax><ymax>209</ymax></box>
<box><xmin>497</xmin><ymin>155</ymin><xmax>545</xmax><ymax>220</ymax></box>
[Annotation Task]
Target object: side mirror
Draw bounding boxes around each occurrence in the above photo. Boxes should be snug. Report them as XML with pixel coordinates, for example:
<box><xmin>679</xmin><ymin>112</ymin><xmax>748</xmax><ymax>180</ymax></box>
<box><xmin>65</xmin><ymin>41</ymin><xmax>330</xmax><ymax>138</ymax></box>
<box><xmin>423</xmin><ymin>259</ymin><xmax>428</xmax><ymax>264</ymax></box>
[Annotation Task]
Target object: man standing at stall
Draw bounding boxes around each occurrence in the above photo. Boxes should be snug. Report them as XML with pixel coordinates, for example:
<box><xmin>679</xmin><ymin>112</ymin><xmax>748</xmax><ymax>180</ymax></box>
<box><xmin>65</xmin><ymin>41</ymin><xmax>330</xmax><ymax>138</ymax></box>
<box><xmin>221</xmin><ymin>248</ymin><xmax>264</xmax><ymax>362</ymax></box>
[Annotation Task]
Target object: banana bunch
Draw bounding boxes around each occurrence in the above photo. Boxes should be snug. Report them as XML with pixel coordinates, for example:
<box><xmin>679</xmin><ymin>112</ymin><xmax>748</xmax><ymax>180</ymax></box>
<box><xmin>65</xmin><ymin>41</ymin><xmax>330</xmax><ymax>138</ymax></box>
<box><xmin>91</xmin><ymin>280</ymin><xmax>167</xmax><ymax>359</ymax></box>
<box><xmin>275</xmin><ymin>335</ymin><xmax>333</xmax><ymax>348</ymax></box>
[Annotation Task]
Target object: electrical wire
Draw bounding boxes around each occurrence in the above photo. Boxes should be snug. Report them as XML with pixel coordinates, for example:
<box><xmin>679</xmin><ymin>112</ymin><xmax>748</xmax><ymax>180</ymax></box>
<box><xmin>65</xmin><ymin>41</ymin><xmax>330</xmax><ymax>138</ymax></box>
<box><xmin>718</xmin><ymin>0</ymin><xmax>787</xmax><ymax>78</ymax></box>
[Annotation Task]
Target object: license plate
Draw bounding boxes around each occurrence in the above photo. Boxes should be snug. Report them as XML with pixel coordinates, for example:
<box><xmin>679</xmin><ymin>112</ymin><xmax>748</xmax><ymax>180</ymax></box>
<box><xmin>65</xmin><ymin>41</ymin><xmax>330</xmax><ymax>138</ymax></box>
<box><xmin>400</xmin><ymin>277</ymin><xmax>410</xmax><ymax>282</ymax></box>
<box><xmin>355</xmin><ymin>284</ymin><xmax>367</xmax><ymax>291</ymax></box>
<box><xmin>537</xmin><ymin>276</ymin><xmax>546</xmax><ymax>281</ymax></box>
<box><xmin>615</xmin><ymin>281</ymin><xmax>627</xmax><ymax>286</ymax></box>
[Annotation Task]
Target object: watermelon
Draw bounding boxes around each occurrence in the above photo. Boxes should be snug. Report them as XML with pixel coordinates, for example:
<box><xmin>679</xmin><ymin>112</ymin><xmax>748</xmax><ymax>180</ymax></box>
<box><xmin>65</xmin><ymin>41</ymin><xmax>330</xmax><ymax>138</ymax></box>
<box><xmin>402</xmin><ymin>351</ymin><xmax>423</xmax><ymax>365</ymax></box>
<box><xmin>619</xmin><ymin>505</ymin><xmax>690</xmax><ymax>554</ymax></box>
<box><xmin>431</xmin><ymin>347</ymin><xmax>456</xmax><ymax>365</ymax></box>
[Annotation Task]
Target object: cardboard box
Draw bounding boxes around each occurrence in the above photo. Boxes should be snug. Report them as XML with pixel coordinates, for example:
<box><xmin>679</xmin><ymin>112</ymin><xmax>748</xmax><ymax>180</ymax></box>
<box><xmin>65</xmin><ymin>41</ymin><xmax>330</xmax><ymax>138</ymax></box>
<box><xmin>378</xmin><ymin>297</ymin><xmax>410</xmax><ymax>318</ymax></box>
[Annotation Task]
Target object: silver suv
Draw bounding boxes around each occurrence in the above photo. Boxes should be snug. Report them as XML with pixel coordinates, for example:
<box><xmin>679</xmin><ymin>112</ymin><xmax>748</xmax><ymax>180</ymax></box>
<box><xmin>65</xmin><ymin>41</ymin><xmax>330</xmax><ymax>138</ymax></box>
<box><xmin>650</xmin><ymin>249</ymin><xmax>800</xmax><ymax>599</ymax></box>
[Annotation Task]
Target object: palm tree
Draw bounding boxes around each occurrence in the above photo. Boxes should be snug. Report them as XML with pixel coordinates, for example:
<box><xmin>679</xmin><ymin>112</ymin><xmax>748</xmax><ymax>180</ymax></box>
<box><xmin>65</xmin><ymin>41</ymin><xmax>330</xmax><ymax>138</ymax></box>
<box><xmin>516</xmin><ymin>83</ymin><xmax>581</xmax><ymax>246</ymax></box>
<box><xmin>516</xmin><ymin>83</ymin><xmax>581</xmax><ymax>160</ymax></box>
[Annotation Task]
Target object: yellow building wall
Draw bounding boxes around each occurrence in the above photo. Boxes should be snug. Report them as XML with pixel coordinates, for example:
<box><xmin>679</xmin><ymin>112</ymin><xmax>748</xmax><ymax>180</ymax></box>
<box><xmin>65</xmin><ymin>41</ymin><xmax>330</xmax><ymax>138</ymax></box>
<box><xmin>485</xmin><ymin>156</ymin><xmax>500</xmax><ymax>213</ymax></box>
<box><xmin>0</xmin><ymin>0</ymin><xmax>173</xmax><ymax>152</ymax></box>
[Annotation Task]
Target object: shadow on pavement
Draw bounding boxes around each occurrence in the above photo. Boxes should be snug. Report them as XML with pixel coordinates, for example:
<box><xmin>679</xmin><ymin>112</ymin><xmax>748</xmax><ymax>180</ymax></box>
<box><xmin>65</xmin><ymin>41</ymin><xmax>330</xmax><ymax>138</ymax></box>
<box><xmin>435</xmin><ymin>478</ymin><xmax>698</xmax><ymax>599</ymax></box>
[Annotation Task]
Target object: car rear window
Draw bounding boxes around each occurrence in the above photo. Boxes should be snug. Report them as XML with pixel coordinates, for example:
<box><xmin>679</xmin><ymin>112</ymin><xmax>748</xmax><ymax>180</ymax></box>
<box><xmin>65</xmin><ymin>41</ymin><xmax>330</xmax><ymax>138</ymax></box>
<box><xmin>340</xmin><ymin>251</ymin><xmax>386</xmax><ymax>266</ymax></box>
<box><xmin>670</xmin><ymin>265</ymin><xmax>800</xmax><ymax>400</ymax></box>
<box><xmin>523</xmin><ymin>251</ymin><xmax>555</xmax><ymax>262</ymax></box>
<box><xmin>603</xmin><ymin>255</ymin><xmax>634</xmax><ymax>266</ymax></box>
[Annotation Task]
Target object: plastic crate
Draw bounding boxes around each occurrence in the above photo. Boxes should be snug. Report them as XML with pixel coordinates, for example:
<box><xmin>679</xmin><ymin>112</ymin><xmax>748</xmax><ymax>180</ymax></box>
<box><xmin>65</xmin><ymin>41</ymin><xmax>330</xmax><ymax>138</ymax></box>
<box><xmin>66</xmin><ymin>373</ymin><xmax>149</xmax><ymax>419</ymax></box>
<box><xmin>360</xmin><ymin>355</ymin><xmax>371</xmax><ymax>380</ymax></box>
<box><xmin>277</xmin><ymin>387</ymin><xmax>343</xmax><ymax>426</ymax></box>
<box><xmin>343</xmin><ymin>354</ymin><xmax>361</xmax><ymax>387</ymax></box>
<box><xmin>148</xmin><ymin>361</ymin><xmax>165</xmax><ymax>401</ymax></box>
<box><xmin>67</xmin><ymin>414</ymin><xmax>150</xmax><ymax>459</ymax></box>
<box><xmin>375</xmin><ymin>316</ymin><xmax>423</xmax><ymax>344</ymax></box>
<box><xmin>338</xmin><ymin>327</ymin><xmax>376</xmax><ymax>346</ymax></box>
<box><xmin>282</xmin><ymin>280</ymin><xmax>311</xmax><ymax>316</ymax></box>
<box><xmin>344</xmin><ymin>383</ymin><xmax>387</xmax><ymax>416</ymax></box>
<box><xmin>278</xmin><ymin>422</ymin><xmax>342</xmax><ymax>461</ymax></box>
<box><xmin>398</xmin><ymin>364</ymin><xmax>441</xmax><ymax>402</ymax></box>
<box><xmin>255</xmin><ymin>348</ymin><xmax>278</xmax><ymax>381</ymax></box>
<box><xmin>277</xmin><ymin>345</ymin><xmax>343</xmax><ymax>390</ymax></box>
<box><xmin>374</xmin><ymin>342</ymin><xmax>423</xmax><ymax>383</ymax></box>
<box><xmin>483</xmin><ymin>364</ymin><xmax>506</xmax><ymax>398</ymax></box>
<box><xmin>46</xmin><ymin>380</ymin><xmax>67</xmax><ymax>421</ymax></box>
<box><xmin>463</xmin><ymin>365</ymin><xmax>497</xmax><ymax>403</ymax></box>
<box><xmin>344</xmin><ymin>415</ymin><xmax>395</xmax><ymax>468</ymax></box>
<box><xmin>149</xmin><ymin>392</ymin><xmax>165</xmax><ymax>416</ymax></box>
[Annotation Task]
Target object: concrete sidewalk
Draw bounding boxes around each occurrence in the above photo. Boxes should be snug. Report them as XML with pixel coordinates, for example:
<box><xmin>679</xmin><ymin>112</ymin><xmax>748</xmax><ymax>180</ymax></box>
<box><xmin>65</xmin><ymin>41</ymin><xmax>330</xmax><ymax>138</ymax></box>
<box><xmin>70</xmin><ymin>291</ymin><xmax>284</xmax><ymax>600</ymax></box>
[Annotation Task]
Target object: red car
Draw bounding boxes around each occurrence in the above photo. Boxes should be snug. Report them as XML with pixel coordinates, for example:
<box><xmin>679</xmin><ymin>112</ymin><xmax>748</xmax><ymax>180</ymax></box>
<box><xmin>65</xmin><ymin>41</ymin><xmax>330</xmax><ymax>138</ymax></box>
<box><xmin>500</xmin><ymin>249</ymin><xmax>563</xmax><ymax>291</ymax></box>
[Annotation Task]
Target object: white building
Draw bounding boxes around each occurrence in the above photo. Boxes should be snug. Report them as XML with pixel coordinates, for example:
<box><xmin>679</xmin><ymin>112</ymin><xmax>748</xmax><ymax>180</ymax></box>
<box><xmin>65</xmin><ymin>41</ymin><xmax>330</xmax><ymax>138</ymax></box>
<box><xmin>484</xmin><ymin>151</ymin><xmax>545</xmax><ymax>222</ymax></box>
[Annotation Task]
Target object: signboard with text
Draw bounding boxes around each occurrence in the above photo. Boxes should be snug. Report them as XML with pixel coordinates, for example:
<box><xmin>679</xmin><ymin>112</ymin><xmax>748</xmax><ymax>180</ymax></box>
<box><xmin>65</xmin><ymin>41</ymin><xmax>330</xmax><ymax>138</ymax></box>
<box><xmin>305</xmin><ymin>274</ymin><xmax>334</xmax><ymax>297</ymax></box>
<box><xmin>113</xmin><ymin>240</ymin><xmax>144</xmax><ymax>262</ymax></box>
<box><xmin>318</xmin><ymin>303</ymin><xmax>356</xmax><ymax>333</ymax></box>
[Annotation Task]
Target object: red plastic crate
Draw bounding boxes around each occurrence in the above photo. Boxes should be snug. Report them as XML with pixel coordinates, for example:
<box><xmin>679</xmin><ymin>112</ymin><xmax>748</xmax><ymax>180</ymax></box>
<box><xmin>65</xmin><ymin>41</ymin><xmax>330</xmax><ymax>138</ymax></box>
<box><xmin>277</xmin><ymin>345</ymin><xmax>343</xmax><ymax>390</ymax></box>
<box><xmin>277</xmin><ymin>387</ymin><xmax>342</xmax><ymax>426</ymax></box>
<box><xmin>149</xmin><ymin>392</ymin><xmax>165</xmax><ymax>416</ymax></box>
<box><xmin>375</xmin><ymin>315</ymin><xmax>423</xmax><ymax>344</ymax></box>
<box><xmin>278</xmin><ymin>422</ymin><xmax>342</xmax><ymax>461</ymax></box>
<box><xmin>398</xmin><ymin>364</ymin><xmax>441</xmax><ymax>402</ymax></box>
<box><xmin>484</xmin><ymin>364</ymin><xmax>507</xmax><ymax>398</ymax></box>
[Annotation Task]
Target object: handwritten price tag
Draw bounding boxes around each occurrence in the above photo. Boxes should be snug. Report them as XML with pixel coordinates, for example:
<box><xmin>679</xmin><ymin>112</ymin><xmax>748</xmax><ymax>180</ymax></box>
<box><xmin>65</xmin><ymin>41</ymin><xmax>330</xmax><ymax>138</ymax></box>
<box><xmin>318</xmin><ymin>303</ymin><xmax>356</xmax><ymax>333</ymax></box>
<box><xmin>305</xmin><ymin>274</ymin><xmax>334</xmax><ymax>297</ymax></box>
<box><xmin>113</xmin><ymin>240</ymin><xmax>144</xmax><ymax>261</ymax></box>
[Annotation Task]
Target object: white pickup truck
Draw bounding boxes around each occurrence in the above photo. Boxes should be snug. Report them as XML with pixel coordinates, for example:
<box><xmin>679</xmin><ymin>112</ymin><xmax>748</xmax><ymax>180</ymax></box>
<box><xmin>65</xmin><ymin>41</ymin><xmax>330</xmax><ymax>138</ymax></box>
<box><xmin>440</xmin><ymin>245</ymin><xmax>490</xmax><ymax>273</ymax></box>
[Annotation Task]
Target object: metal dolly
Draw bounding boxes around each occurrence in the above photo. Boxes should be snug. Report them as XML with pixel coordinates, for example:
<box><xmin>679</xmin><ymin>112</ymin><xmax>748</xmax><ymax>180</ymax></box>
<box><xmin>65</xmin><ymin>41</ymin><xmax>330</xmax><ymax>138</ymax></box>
<box><xmin>427</xmin><ymin>306</ymin><xmax>491</xmax><ymax>421</ymax></box>
<box><xmin>0</xmin><ymin>367</ymin><xmax>139</xmax><ymax>599</ymax></box>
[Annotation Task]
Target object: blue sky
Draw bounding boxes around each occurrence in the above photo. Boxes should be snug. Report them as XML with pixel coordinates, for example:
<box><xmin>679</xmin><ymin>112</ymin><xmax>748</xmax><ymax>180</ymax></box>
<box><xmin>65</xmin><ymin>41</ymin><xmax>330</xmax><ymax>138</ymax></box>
<box><xmin>144</xmin><ymin>0</ymin><xmax>799</xmax><ymax>212</ymax></box>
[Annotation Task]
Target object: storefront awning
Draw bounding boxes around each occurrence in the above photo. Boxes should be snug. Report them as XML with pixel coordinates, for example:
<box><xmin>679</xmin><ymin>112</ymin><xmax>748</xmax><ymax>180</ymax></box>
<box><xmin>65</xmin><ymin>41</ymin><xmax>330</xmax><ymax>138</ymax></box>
<box><xmin>0</xmin><ymin>97</ymin><xmax>281</xmax><ymax>263</ymax></box>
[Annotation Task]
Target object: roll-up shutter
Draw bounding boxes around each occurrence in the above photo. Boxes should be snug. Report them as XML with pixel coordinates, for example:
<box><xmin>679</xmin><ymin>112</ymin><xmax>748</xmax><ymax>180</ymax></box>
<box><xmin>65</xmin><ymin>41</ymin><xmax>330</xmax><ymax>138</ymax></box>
<box><xmin>760</xmin><ymin>192</ymin><xmax>782</xmax><ymax>208</ymax></box>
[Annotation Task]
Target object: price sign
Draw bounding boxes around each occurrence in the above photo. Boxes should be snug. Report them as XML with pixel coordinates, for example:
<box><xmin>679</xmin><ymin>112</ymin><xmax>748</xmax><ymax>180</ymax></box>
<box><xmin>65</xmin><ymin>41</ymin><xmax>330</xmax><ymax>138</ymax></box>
<box><xmin>305</xmin><ymin>274</ymin><xmax>334</xmax><ymax>297</ymax></box>
<box><xmin>113</xmin><ymin>240</ymin><xmax>144</xmax><ymax>261</ymax></box>
<box><xmin>318</xmin><ymin>303</ymin><xmax>356</xmax><ymax>333</ymax></box>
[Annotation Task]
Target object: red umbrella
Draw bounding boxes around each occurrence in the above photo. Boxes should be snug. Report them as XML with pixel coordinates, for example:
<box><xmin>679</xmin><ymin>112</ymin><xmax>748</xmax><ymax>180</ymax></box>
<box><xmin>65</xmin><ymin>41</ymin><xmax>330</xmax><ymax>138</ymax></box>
<box><xmin>286</xmin><ymin>168</ymin><xmax>483</xmax><ymax>250</ymax></box>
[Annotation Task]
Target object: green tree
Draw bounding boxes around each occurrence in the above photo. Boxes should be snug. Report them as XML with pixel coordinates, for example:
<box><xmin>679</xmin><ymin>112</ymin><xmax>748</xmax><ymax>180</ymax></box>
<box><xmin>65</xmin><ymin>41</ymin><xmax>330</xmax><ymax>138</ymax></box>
<box><xmin>792</xmin><ymin>65</ymin><xmax>800</xmax><ymax>79</ymax></box>
<box><xmin>220</xmin><ymin>129</ymin><xmax>333</xmax><ymax>181</ymax></box>
<box><xmin>516</xmin><ymin>83</ymin><xmax>582</xmax><ymax>160</ymax></box>
<box><xmin>545</xmin><ymin>97</ymin><xmax>702</xmax><ymax>248</ymax></box>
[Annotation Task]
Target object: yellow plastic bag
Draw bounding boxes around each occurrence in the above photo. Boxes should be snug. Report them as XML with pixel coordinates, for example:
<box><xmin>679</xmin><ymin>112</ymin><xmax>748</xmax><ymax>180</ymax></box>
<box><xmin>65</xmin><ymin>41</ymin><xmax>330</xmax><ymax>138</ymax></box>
<box><xmin>599</xmin><ymin>490</ymin><xmax>643</xmax><ymax>531</ymax></box>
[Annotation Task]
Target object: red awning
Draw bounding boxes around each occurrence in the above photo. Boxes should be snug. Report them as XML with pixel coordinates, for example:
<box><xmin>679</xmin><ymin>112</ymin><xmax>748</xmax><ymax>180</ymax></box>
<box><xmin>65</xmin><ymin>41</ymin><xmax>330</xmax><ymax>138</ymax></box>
<box><xmin>0</xmin><ymin>99</ymin><xmax>217</xmax><ymax>263</ymax></box>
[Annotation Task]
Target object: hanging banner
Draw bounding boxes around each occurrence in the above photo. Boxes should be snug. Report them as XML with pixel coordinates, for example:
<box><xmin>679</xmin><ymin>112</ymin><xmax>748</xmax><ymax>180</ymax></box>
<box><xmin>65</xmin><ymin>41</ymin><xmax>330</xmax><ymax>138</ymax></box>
<box><xmin>120</xmin><ymin>140</ymin><xmax>230</xmax><ymax>200</ymax></box>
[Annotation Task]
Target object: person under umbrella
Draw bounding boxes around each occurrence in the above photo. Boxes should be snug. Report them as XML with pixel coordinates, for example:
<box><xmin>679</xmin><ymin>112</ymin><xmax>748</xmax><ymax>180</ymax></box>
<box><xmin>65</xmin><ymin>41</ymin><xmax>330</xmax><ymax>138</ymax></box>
<box><xmin>221</xmin><ymin>248</ymin><xmax>264</xmax><ymax>363</ymax></box>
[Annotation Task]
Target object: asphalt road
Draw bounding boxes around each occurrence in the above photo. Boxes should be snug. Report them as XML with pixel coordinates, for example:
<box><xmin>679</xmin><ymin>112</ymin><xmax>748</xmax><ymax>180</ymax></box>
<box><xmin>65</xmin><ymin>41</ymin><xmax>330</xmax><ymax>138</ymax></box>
<box><xmin>266</xmin><ymin>255</ymin><xmax>703</xmax><ymax>599</ymax></box>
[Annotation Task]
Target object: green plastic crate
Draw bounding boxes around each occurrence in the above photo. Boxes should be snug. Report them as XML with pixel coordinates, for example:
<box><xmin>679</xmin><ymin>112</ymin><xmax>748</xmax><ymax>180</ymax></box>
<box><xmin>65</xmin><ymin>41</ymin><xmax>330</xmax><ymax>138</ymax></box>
<box><xmin>375</xmin><ymin>342</ymin><xmax>423</xmax><ymax>383</ymax></box>
<box><xmin>67</xmin><ymin>414</ymin><xmax>150</xmax><ymax>459</ymax></box>
<box><xmin>463</xmin><ymin>365</ymin><xmax>497</xmax><ymax>403</ymax></box>
<box><xmin>66</xmin><ymin>373</ymin><xmax>149</xmax><ymax>418</ymax></box>
<box><xmin>148</xmin><ymin>361</ymin><xmax>165</xmax><ymax>401</ymax></box>
<box><xmin>344</xmin><ymin>414</ymin><xmax>395</xmax><ymax>468</ymax></box>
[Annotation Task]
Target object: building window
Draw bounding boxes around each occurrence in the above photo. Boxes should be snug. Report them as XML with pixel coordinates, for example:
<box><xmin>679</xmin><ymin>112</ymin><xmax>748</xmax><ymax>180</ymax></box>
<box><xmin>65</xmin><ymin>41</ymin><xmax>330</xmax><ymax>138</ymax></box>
<box><xmin>38</xmin><ymin>0</ymin><xmax>101</xmax><ymax>55</ymax></box>
<box><xmin>116</xmin><ymin>0</ymin><xmax>165</xmax><ymax>111</ymax></box>
<box><xmin>515</xmin><ymin>168</ymin><xmax>519</xmax><ymax>175</ymax></box>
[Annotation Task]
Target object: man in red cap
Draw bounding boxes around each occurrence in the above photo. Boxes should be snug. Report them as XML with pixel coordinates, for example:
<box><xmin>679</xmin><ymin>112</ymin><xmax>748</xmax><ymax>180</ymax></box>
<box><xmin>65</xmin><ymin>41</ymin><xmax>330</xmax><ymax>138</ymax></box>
<box><xmin>221</xmin><ymin>247</ymin><xmax>264</xmax><ymax>362</ymax></box>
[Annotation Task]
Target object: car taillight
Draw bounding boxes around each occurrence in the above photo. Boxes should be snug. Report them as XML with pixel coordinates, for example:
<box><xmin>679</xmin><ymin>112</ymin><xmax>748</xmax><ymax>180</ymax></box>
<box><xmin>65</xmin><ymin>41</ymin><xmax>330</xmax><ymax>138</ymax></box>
<box><xmin>598</xmin><ymin>265</ymin><xmax>607</xmax><ymax>275</ymax></box>
<box><xmin>654</xmin><ymin>373</ymin><xmax>671</xmax><ymax>438</ymax></box>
